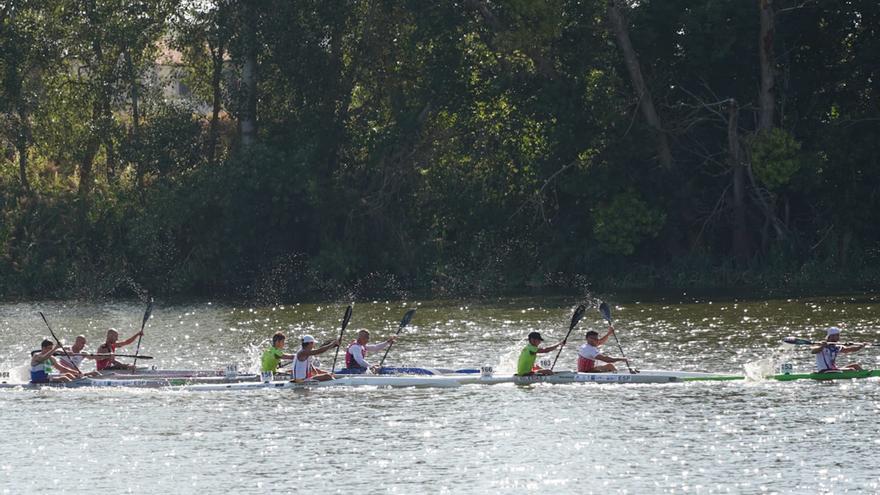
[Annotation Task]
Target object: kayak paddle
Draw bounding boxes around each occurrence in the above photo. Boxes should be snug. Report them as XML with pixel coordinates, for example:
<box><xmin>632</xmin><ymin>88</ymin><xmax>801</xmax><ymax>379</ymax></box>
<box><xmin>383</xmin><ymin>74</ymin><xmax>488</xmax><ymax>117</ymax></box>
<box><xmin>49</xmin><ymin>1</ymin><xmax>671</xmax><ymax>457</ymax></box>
<box><xmin>599</xmin><ymin>301</ymin><xmax>637</xmax><ymax>374</ymax></box>
<box><xmin>783</xmin><ymin>337</ymin><xmax>873</xmax><ymax>346</ymax></box>
<box><xmin>132</xmin><ymin>299</ymin><xmax>154</xmax><ymax>368</ymax></box>
<box><xmin>550</xmin><ymin>304</ymin><xmax>587</xmax><ymax>371</ymax></box>
<box><xmin>52</xmin><ymin>352</ymin><xmax>153</xmax><ymax>359</ymax></box>
<box><xmin>377</xmin><ymin>309</ymin><xmax>417</xmax><ymax>370</ymax></box>
<box><xmin>38</xmin><ymin>312</ymin><xmax>82</xmax><ymax>375</ymax></box>
<box><xmin>330</xmin><ymin>305</ymin><xmax>354</xmax><ymax>373</ymax></box>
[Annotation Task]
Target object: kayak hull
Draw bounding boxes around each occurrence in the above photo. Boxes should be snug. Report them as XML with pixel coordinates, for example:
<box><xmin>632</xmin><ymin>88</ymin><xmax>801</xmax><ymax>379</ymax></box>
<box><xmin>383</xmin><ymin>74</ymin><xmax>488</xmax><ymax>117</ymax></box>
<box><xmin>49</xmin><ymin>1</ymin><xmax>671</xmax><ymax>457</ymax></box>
<box><xmin>771</xmin><ymin>369</ymin><xmax>880</xmax><ymax>381</ymax></box>
<box><xmin>184</xmin><ymin>375</ymin><xmax>462</xmax><ymax>391</ymax></box>
<box><xmin>0</xmin><ymin>375</ymin><xmax>260</xmax><ymax>389</ymax></box>
<box><xmin>456</xmin><ymin>369</ymin><xmax>744</xmax><ymax>385</ymax></box>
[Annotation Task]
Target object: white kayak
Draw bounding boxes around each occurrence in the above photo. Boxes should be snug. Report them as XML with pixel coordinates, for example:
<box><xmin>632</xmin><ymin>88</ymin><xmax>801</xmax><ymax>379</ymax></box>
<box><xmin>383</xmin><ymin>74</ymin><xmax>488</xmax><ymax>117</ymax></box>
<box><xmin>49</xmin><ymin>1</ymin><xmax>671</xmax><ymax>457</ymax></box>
<box><xmin>455</xmin><ymin>369</ymin><xmax>744</xmax><ymax>385</ymax></box>
<box><xmin>0</xmin><ymin>375</ymin><xmax>260</xmax><ymax>389</ymax></box>
<box><xmin>184</xmin><ymin>375</ymin><xmax>462</xmax><ymax>391</ymax></box>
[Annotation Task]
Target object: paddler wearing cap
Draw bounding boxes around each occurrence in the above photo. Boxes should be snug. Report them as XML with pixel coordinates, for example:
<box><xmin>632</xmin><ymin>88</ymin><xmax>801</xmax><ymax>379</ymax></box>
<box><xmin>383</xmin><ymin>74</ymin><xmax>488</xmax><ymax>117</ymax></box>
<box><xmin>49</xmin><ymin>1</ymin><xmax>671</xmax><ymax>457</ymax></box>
<box><xmin>812</xmin><ymin>326</ymin><xmax>866</xmax><ymax>372</ymax></box>
<box><xmin>516</xmin><ymin>331</ymin><xmax>567</xmax><ymax>376</ymax></box>
<box><xmin>344</xmin><ymin>329</ymin><xmax>396</xmax><ymax>374</ymax></box>
<box><xmin>291</xmin><ymin>334</ymin><xmax>341</xmax><ymax>382</ymax></box>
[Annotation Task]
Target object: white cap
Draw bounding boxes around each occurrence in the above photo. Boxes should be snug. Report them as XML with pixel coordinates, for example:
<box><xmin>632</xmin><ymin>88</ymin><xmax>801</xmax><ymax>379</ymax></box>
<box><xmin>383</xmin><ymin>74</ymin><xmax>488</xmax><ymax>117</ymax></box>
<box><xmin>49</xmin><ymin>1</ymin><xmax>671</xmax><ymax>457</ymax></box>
<box><xmin>302</xmin><ymin>335</ymin><xmax>316</xmax><ymax>344</ymax></box>
<box><xmin>826</xmin><ymin>327</ymin><xmax>841</xmax><ymax>336</ymax></box>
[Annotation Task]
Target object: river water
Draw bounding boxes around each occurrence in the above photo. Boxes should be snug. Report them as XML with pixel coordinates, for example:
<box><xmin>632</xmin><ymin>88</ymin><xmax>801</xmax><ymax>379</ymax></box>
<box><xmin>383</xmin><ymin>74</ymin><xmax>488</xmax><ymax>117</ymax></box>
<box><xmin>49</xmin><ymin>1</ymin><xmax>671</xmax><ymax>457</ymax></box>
<box><xmin>1</xmin><ymin>295</ymin><xmax>879</xmax><ymax>494</ymax></box>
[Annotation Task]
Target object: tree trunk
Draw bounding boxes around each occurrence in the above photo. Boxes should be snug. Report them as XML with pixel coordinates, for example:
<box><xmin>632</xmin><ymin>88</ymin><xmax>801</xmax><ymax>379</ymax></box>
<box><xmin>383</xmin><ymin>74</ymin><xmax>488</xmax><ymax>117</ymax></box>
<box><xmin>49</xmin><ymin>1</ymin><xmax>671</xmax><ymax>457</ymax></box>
<box><xmin>239</xmin><ymin>1</ymin><xmax>257</xmax><ymax>147</ymax></box>
<box><xmin>125</xmin><ymin>48</ymin><xmax>140</xmax><ymax>182</ymax></box>
<box><xmin>16</xmin><ymin>133</ymin><xmax>30</xmax><ymax>193</ymax></box>
<box><xmin>208</xmin><ymin>40</ymin><xmax>224</xmax><ymax>166</ymax></box>
<box><xmin>758</xmin><ymin>0</ymin><xmax>776</xmax><ymax>131</ymax></box>
<box><xmin>606</xmin><ymin>0</ymin><xmax>673</xmax><ymax>169</ymax></box>
<box><xmin>728</xmin><ymin>99</ymin><xmax>749</xmax><ymax>261</ymax></box>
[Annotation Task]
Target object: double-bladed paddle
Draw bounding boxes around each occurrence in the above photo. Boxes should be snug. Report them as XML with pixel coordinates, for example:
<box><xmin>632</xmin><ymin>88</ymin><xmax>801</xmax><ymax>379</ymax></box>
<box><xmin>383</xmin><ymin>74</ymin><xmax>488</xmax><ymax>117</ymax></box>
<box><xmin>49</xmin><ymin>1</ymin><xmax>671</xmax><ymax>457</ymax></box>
<box><xmin>52</xmin><ymin>352</ymin><xmax>154</xmax><ymax>359</ymax></box>
<box><xmin>599</xmin><ymin>301</ymin><xmax>637</xmax><ymax>374</ymax></box>
<box><xmin>783</xmin><ymin>337</ymin><xmax>874</xmax><ymax>346</ymax></box>
<box><xmin>377</xmin><ymin>309</ymin><xmax>417</xmax><ymax>370</ymax></box>
<box><xmin>132</xmin><ymin>300</ymin><xmax>154</xmax><ymax>368</ymax></box>
<box><xmin>550</xmin><ymin>304</ymin><xmax>587</xmax><ymax>371</ymax></box>
<box><xmin>330</xmin><ymin>305</ymin><xmax>354</xmax><ymax>373</ymax></box>
<box><xmin>38</xmin><ymin>312</ymin><xmax>81</xmax><ymax>375</ymax></box>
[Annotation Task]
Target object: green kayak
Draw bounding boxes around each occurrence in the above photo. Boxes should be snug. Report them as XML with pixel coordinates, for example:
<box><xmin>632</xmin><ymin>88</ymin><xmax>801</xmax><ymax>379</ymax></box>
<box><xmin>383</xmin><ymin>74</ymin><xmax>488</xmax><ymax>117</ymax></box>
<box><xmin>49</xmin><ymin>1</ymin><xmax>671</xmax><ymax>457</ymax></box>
<box><xmin>771</xmin><ymin>369</ymin><xmax>880</xmax><ymax>382</ymax></box>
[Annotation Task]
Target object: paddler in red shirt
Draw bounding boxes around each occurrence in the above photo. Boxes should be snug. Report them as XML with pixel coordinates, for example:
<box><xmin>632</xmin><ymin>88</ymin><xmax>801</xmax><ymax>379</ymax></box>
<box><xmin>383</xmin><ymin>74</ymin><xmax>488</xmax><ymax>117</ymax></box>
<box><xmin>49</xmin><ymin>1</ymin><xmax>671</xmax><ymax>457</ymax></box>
<box><xmin>95</xmin><ymin>328</ymin><xmax>143</xmax><ymax>371</ymax></box>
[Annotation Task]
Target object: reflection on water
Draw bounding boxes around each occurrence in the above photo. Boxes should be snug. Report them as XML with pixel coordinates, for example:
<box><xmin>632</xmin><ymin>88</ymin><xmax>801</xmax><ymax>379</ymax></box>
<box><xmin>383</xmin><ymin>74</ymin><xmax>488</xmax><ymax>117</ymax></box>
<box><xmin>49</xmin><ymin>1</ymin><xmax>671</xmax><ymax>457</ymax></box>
<box><xmin>2</xmin><ymin>295</ymin><xmax>880</xmax><ymax>493</ymax></box>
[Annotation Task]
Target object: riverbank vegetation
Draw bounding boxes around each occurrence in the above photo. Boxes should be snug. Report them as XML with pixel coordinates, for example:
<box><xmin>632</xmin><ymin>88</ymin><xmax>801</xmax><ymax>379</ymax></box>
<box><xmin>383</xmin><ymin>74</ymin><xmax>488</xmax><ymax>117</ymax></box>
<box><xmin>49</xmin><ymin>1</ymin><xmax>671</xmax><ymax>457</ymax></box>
<box><xmin>1</xmin><ymin>1</ymin><xmax>878</xmax><ymax>300</ymax></box>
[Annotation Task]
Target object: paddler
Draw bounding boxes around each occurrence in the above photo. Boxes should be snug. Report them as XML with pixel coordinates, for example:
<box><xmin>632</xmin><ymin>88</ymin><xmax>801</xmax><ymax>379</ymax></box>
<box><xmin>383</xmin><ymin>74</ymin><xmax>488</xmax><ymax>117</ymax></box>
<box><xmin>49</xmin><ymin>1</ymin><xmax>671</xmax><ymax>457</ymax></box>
<box><xmin>95</xmin><ymin>328</ymin><xmax>143</xmax><ymax>371</ymax></box>
<box><xmin>261</xmin><ymin>332</ymin><xmax>297</xmax><ymax>374</ymax></box>
<box><xmin>577</xmin><ymin>330</ymin><xmax>629</xmax><ymax>373</ymax></box>
<box><xmin>291</xmin><ymin>335</ymin><xmax>341</xmax><ymax>382</ymax></box>
<box><xmin>344</xmin><ymin>329</ymin><xmax>396</xmax><ymax>373</ymax></box>
<box><xmin>812</xmin><ymin>326</ymin><xmax>866</xmax><ymax>372</ymax></box>
<box><xmin>516</xmin><ymin>331</ymin><xmax>566</xmax><ymax>376</ymax></box>
<box><xmin>30</xmin><ymin>339</ymin><xmax>81</xmax><ymax>383</ymax></box>
<box><xmin>58</xmin><ymin>335</ymin><xmax>101</xmax><ymax>377</ymax></box>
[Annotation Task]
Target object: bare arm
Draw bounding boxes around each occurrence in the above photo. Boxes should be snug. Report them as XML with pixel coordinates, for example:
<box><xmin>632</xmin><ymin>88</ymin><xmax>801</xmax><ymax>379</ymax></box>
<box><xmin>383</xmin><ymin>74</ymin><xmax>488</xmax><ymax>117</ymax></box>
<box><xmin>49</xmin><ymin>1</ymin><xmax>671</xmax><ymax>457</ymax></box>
<box><xmin>595</xmin><ymin>354</ymin><xmax>627</xmax><ymax>364</ymax></box>
<box><xmin>598</xmin><ymin>327</ymin><xmax>614</xmax><ymax>346</ymax></box>
<box><xmin>298</xmin><ymin>339</ymin><xmax>341</xmax><ymax>358</ymax></box>
<box><xmin>50</xmin><ymin>357</ymin><xmax>81</xmax><ymax>376</ymax></box>
<box><xmin>841</xmin><ymin>344</ymin><xmax>866</xmax><ymax>354</ymax></box>
<box><xmin>31</xmin><ymin>345</ymin><xmax>59</xmax><ymax>366</ymax></box>
<box><xmin>537</xmin><ymin>341</ymin><xmax>566</xmax><ymax>354</ymax></box>
<box><xmin>116</xmin><ymin>331</ymin><xmax>143</xmax><ymax>347</ymax></box>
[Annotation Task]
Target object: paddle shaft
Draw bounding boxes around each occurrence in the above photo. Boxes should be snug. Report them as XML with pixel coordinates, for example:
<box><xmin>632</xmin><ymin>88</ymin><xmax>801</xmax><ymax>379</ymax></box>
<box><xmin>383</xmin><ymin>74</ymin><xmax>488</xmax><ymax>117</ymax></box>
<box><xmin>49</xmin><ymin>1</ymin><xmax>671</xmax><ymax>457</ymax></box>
<box><xmin>330</xmin><ymin>305</ymin><xmax>354</xmax><ymax>372</ymax></box>
<box><xmin>38</xmin><ymin>312</ymin><xmax>81</xmax><ymax>374</ymax></box>
<box><xmin>377</xmin><ymin>309</ymin><xmax>417</xmax><ymax>369</ymax></box>
<box><xmin>53</xmin><ymin>353</ymin><xmax>153</xmax><ymax>359</ymax></box>
<box><xmin>550</xmin><ymin>305</ymin><xmax>587</xmax><ymax>371</ymax></box>
<box><xmin>600</xmin><ymin>302</ymin><xmax>636</xmax><ymax>374</ymax></box>
<box><xmin>133</xmin><ymin>301</ymin><xmax>153</xmax><ymax>368</ymax></box>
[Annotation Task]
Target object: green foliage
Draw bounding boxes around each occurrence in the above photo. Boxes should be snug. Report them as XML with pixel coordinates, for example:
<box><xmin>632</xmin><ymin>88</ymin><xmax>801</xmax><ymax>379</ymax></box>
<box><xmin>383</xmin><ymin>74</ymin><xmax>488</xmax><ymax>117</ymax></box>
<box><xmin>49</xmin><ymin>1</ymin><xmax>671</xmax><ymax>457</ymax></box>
<box><xmin>749</xmin><ymin>128</ymin><xmax>803</xmax><ymax>190</ymax></box>
<box><xmin>1</xmin><ymin>0</ymin><xmax>880</xmax><ymax>299</ymax></box>
<box><xmin>592</xmin><ymin>191</ymin><xmax>666</xmax><ymax>256</ymax></box>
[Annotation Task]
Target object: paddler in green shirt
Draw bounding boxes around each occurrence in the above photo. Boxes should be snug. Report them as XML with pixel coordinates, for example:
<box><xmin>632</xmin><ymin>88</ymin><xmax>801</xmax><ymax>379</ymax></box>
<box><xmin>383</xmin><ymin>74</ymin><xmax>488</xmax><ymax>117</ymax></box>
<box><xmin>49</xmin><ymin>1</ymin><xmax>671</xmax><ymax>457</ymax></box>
<box><xmin>516</xmin><ymin>331</ymin><xmax>567</xmax><ymax>376</ymax></box>
<box><xmin>261</xmin><ymin>332</ymin><xmax>296</xmax><ymax>373</ymax></box>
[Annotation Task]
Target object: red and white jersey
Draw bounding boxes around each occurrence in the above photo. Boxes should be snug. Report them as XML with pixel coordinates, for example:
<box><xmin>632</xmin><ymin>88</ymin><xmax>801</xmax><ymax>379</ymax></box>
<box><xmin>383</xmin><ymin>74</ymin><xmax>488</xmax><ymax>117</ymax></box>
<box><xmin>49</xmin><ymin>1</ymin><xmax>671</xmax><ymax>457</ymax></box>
<box><xmin>577</xmin><ymin>343</ymin><xmax>601</xmax><ymax>372</ymax></box>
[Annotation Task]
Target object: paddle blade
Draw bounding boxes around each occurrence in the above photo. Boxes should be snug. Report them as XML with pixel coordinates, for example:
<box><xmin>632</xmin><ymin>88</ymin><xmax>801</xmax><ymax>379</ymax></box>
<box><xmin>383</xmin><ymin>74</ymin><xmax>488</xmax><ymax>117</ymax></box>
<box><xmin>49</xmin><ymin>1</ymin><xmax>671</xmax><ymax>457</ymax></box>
<box><xmin>141</xmin><ymin>300</ymin><xmax>154</xmax><ymax>331</ymax></box>
<box><xmin>599</xmin><ymin>302</ymin><xmax>612</xmax><ymax>323</ymax></box>
<box><xmin>342</xmin><ymin>305</ymin><xmax>353</xmax><ymax>330</ymax></box>
<box><xmin>783</xmin><ymin>337</ymin><xmax>812</xmax><ymax>345</ymax></box>
<box><xmin>569</xmin><ymin>305</ymin><xmax>587</xmax><ymax>331</ymax></box>
<box><xmin>399</xmin><ymin>309</ymin><xmax>416</xmax><ymax>328</ymax></box>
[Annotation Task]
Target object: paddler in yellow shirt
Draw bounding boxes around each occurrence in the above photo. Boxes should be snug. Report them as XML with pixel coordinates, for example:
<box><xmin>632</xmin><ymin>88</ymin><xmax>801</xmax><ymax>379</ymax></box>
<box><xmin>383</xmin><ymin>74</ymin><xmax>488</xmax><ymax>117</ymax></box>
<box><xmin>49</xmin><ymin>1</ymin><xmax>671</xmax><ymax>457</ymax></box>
<box><xmin>516</xmin><ymin>331</ymin><xmax>566</xmax><ymax>376</ymax></box>
<box><xmin>261</xmin><ymin>332</ymin><xmax>296</xmax><ymax>374</ymax></box>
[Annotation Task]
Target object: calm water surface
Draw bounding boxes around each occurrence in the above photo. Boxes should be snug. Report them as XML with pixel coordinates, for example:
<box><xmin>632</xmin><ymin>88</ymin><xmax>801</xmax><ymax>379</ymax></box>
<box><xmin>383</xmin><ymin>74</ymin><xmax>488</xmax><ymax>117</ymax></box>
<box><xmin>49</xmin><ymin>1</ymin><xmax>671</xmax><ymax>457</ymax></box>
<box><xmin>2</xmin><ymin>295</ymin><xmax>879</xmax><ymax>494</ymax></box>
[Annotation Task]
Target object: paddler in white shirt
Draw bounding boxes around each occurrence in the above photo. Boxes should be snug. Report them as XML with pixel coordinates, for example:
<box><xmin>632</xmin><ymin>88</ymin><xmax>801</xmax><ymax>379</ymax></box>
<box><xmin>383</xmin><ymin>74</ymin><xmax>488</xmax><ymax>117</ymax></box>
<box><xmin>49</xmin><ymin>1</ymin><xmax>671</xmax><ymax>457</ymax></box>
<box><xmin>812</xmin><ymin>326</ymin><xmax>866</xmax><ymax>372</ymax></box>
<box><xmin>344</xmin><ymin>330</ymin><xmax>396</xmax><ymax>373</ymax></box>
<box><xmin>291</xmin><ymin>335</ymin><xmax>341</xmax><ymax>382</ymax></box>
<box><xmin>577</xmin><ymin>330</ymin><xmax>629</xmax><ymax>372</ymax></box>
<box><xmin>58</xmin><ymin>335</ymin><xmax>101</xmax><ymax>377</ymax></box>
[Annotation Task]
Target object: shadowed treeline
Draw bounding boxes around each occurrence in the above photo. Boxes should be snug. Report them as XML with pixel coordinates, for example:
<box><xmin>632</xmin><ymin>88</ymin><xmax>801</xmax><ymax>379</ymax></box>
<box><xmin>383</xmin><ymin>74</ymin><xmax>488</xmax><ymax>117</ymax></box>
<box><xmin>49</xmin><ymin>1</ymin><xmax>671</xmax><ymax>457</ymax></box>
<box><xmin>1</xmin><ymin>1</ymin><xmax>878</xmax><ymax>300</ymax></box>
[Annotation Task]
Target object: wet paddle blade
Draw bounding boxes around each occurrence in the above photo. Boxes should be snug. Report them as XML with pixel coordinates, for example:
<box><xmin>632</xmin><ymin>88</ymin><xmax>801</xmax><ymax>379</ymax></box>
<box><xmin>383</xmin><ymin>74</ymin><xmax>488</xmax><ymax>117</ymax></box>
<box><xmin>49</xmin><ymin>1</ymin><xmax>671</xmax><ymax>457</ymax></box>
<box><xmin>599</xmin><ymin>302</ymin><xmax>612</xmax><ymax>323</ymax></box>
<box><xmin>399</xmin><ymin>309</ymin><xmax>416</xmax><ymax>328</ymax></box>
<box><xmin>783</xmin><ymin>337</ymin><xmax>812</xmax><ymax>345</ymax></box>
<box><xmin>141</xmin><ymin>300</ymin><xmax>154</xmax><ymax>331</ymax></box>
<box><xmin>569</xmin><ymin>304</ymin><xmax>587</xmax><ymax>331</ymax></box>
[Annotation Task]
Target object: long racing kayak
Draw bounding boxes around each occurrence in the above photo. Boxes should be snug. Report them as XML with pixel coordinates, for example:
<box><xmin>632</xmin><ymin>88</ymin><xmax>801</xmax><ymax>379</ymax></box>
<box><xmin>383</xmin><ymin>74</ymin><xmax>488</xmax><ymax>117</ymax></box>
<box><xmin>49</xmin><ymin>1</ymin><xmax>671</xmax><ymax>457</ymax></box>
<box><xmin>455</xmin><ymin>369</ymin><xmax>744</xmax><ymax>385</ymax></box>
<box><xmin>183</xmin><ymin>375</ymin><xmax>462</xmax><ymax>391</ymax></box>
<box><xmin>0</xmin><ymin>375</ymin><xmax>260</xmax><ymax>389</ymax></box>
<box><xmin>771</xmin><ymin>369</ymin><xmax>880</xmax><ymax>381</ymax></box>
